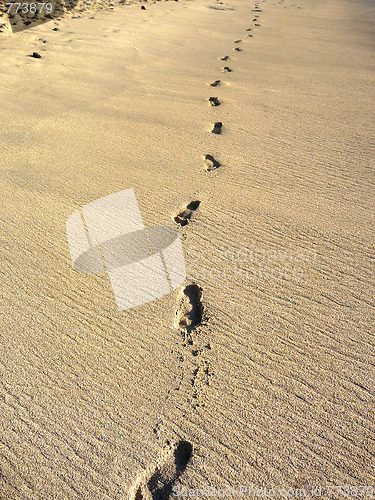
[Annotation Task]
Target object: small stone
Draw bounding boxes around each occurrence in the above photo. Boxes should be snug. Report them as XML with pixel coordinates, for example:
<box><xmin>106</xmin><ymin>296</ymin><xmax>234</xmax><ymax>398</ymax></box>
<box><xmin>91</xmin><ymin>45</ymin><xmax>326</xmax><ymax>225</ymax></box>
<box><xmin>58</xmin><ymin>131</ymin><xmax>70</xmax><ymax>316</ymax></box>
<box><xmin>32</xmin><ymin>52</ymin><xmax>41</xmax><ymax>58</ymax></box>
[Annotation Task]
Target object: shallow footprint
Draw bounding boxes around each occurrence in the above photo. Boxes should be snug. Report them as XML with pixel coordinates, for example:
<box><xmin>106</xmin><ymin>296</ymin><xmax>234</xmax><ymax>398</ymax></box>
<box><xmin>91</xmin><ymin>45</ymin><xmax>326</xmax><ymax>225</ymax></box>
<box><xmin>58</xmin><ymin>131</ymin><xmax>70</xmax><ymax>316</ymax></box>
<box><xmin>131</xmin><ymin>440</ymin><xmax>193</xmax><ymax>500</ymax></box>
<box><xmin>174</xmin><ymin>200</ymin><xmax>201</xmax><ymax>226</ymax></box>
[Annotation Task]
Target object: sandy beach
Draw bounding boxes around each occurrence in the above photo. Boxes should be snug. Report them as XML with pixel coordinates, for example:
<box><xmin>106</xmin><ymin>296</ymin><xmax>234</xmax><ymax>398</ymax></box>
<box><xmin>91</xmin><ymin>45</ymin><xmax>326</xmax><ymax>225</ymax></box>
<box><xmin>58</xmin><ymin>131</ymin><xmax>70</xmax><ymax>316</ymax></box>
<box><xmin>1</xmin><ymin>0</ymin><xmax>374</xmax><ymax>497</ymax></box>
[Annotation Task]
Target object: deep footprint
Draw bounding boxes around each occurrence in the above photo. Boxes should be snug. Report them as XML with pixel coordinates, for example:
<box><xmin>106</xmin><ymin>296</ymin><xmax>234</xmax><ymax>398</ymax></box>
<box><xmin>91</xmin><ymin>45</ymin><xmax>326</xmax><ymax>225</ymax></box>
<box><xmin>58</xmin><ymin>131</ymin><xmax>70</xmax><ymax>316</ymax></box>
<box><xmin>132</xmin><ymin>441</ymin><xmax>193</xmax><ymax>500</ymax></box>
<box><xmin>233</xmin><ymin>47</ymin><xmax>242</xmax><ymax>52</ymax></box>
<box><xmin>210</xmin><ymin>122</ymin><xmax>222</xmax><ymax>135</ymax></box>
<box><xmin>219</xmin><ymin>55</ymin><xmax>229</xmax><ymax>61</ymax></box>
<box><xmin>148</xmin><ymin>441</ymin><xmax>193</xmax><ymax>499</ymax></box>
<box><xmin>208</xmin><ymin>96</ymin><xmax>220</xmax><ymax>106</ymax></box>
<box><xmin>209</xmin><ymin>80</ymin><xmax>221</xmax><ymax>87</ymax></box>
<box><xmin>204</xmin><ymin>154</ymin><xmax>220</xmax><ymax>171</ymax></box>
<box><xmin>175</xmin><ymin>284</ymin><xmax>203</xmax><ymax>332</ymax></box>
<box><xmin>174</xmin><ymin>200</ymin><xmax>201</xmax><ymax>226</ymax></box>
<box><xmin>222</xmin><ymin>66</ymin><xmax>232</xmax><ymax>73</ymax></box>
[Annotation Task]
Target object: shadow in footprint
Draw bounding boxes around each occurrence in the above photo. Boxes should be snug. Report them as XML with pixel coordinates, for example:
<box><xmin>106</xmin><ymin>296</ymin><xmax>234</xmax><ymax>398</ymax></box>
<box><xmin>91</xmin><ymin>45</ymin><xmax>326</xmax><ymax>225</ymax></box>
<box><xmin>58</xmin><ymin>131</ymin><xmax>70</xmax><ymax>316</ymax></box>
<box><xmin>219</xmin><ymin>55</ymin><xmax>229</xmax><ymax>61</ymax></box>
<box><xmin>210</xmin><ymin>122</ymin><xmax>222</xmax><ymax>135</ymax></box>
<box><xmin>147</xmin><ymin>441</ymin><xmax>193</xmax><ymax>499</ymax></box>
<box><xmin>186</xmin><ymin>200</ymin><xmax>200</xmax><ymax>211</ymax></box>
<box><xmin>135</xmin><ymin>488</ymin><xmax>143</xmax><ymax>500</ymax></box>
<box><xmin>204</xmin><ymin>154</ymin><xmax>220</xmax><ymax>171</ymax></box>
<box><xmin>134</xmin><ymin>441</ymin><xmax>193</xmax><ymax>500</ymax></box>
<box><xmin>176</xmin><ymin>285</ymin><xmax>203</xmax><ymax>333</ymax></box>
<box><xmin>222</xmin><ymin>66</ymin><xmax>232</xmax><ymax>73</ymax></box>
<box><xmin>208</xmin><ymin>96</ymin><xmax>220</xmax><ymax>106</ymax></box>
<box><xmin>174</xmin><ymin>201</ymin><xmax>201</xmax><ymax>226</ymax></box>
<box><xmin>209</xmin><ymin>80</ymin><xmax>220</xmax><ymax>87</ymax></box>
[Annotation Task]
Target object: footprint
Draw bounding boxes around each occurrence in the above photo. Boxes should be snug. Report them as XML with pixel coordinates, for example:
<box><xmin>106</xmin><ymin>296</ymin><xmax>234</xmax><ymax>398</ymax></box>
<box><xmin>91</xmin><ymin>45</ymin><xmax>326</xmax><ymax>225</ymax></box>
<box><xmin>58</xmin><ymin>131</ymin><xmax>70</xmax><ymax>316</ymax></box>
<box><xmin>208</xmin><ymin>96</ymin><xmax>220</xmax><ymax>106</ymax></box>
<box><xmin>204</xmin><ymin>154</ymin><xmax>220</xmax><ymax>171</ymax></box>
<box><xmin>175</xmin><ymin>284</ymin><xmax>203</xmax><ymax>332</ymax></box>
<box><xmin>209</xmin><ymin>80</ymin><xmax>220</xmax><ymax>87</ymax></box>
<box><xmin>130</xmin><ymin>440</ymin><xmax>193</xmax><ymax>500</ymax></box>
<box><xmin>222</xmin><ymin>66</ymin><xmax>232</xmax><ymax>73</ymax></box>
<box><xmin>174</xmin><ymin>200</ymin><xmax>201</xmax><ymax>226</ymax></box>
<box><xmin>234</xmin><ymin>39</ymin><xmax>242</xmax><ymax>43</ymax></box>
<box><xmin>219</xmin><ymin>55</ymin><xmax>229</xmax><ymax>61</ymax></box>
<box><xmin>191</xmin><ymin>359</ymin><xmax>214</xmax><ymax>406</ymax></box>
<box><xmin>233</xmin><ymin>47</ymin><xmax>242</xmax><ymax>52</ymax></box>
<box><xmin>210</xmin><ymin>122</ymin><xmax>222</xmax><ymax>135</ymax></box>
<box><xmin>247</xmin><ymin>34</ymin><xmax>253</xmax><ymax>37</ymax></box>
<box><xmin>246</xmin><ymin>28</ymin><xmax>252</xmax><ymax>31</ymax></box>
<box><xmin>254</xmin><ymin>23</ymin><xmax>261</xmax><ymax>26</ymax></box>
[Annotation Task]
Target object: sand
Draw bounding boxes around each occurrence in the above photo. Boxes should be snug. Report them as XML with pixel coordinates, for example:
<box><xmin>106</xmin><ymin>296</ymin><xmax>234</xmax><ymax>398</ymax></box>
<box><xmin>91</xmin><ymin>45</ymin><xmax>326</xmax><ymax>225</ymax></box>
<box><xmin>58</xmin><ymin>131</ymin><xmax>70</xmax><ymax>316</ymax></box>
<box><xmin>0</xmin><ymin>0</ymin><xmax>374</xmax><ymax>497</ymax></box>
